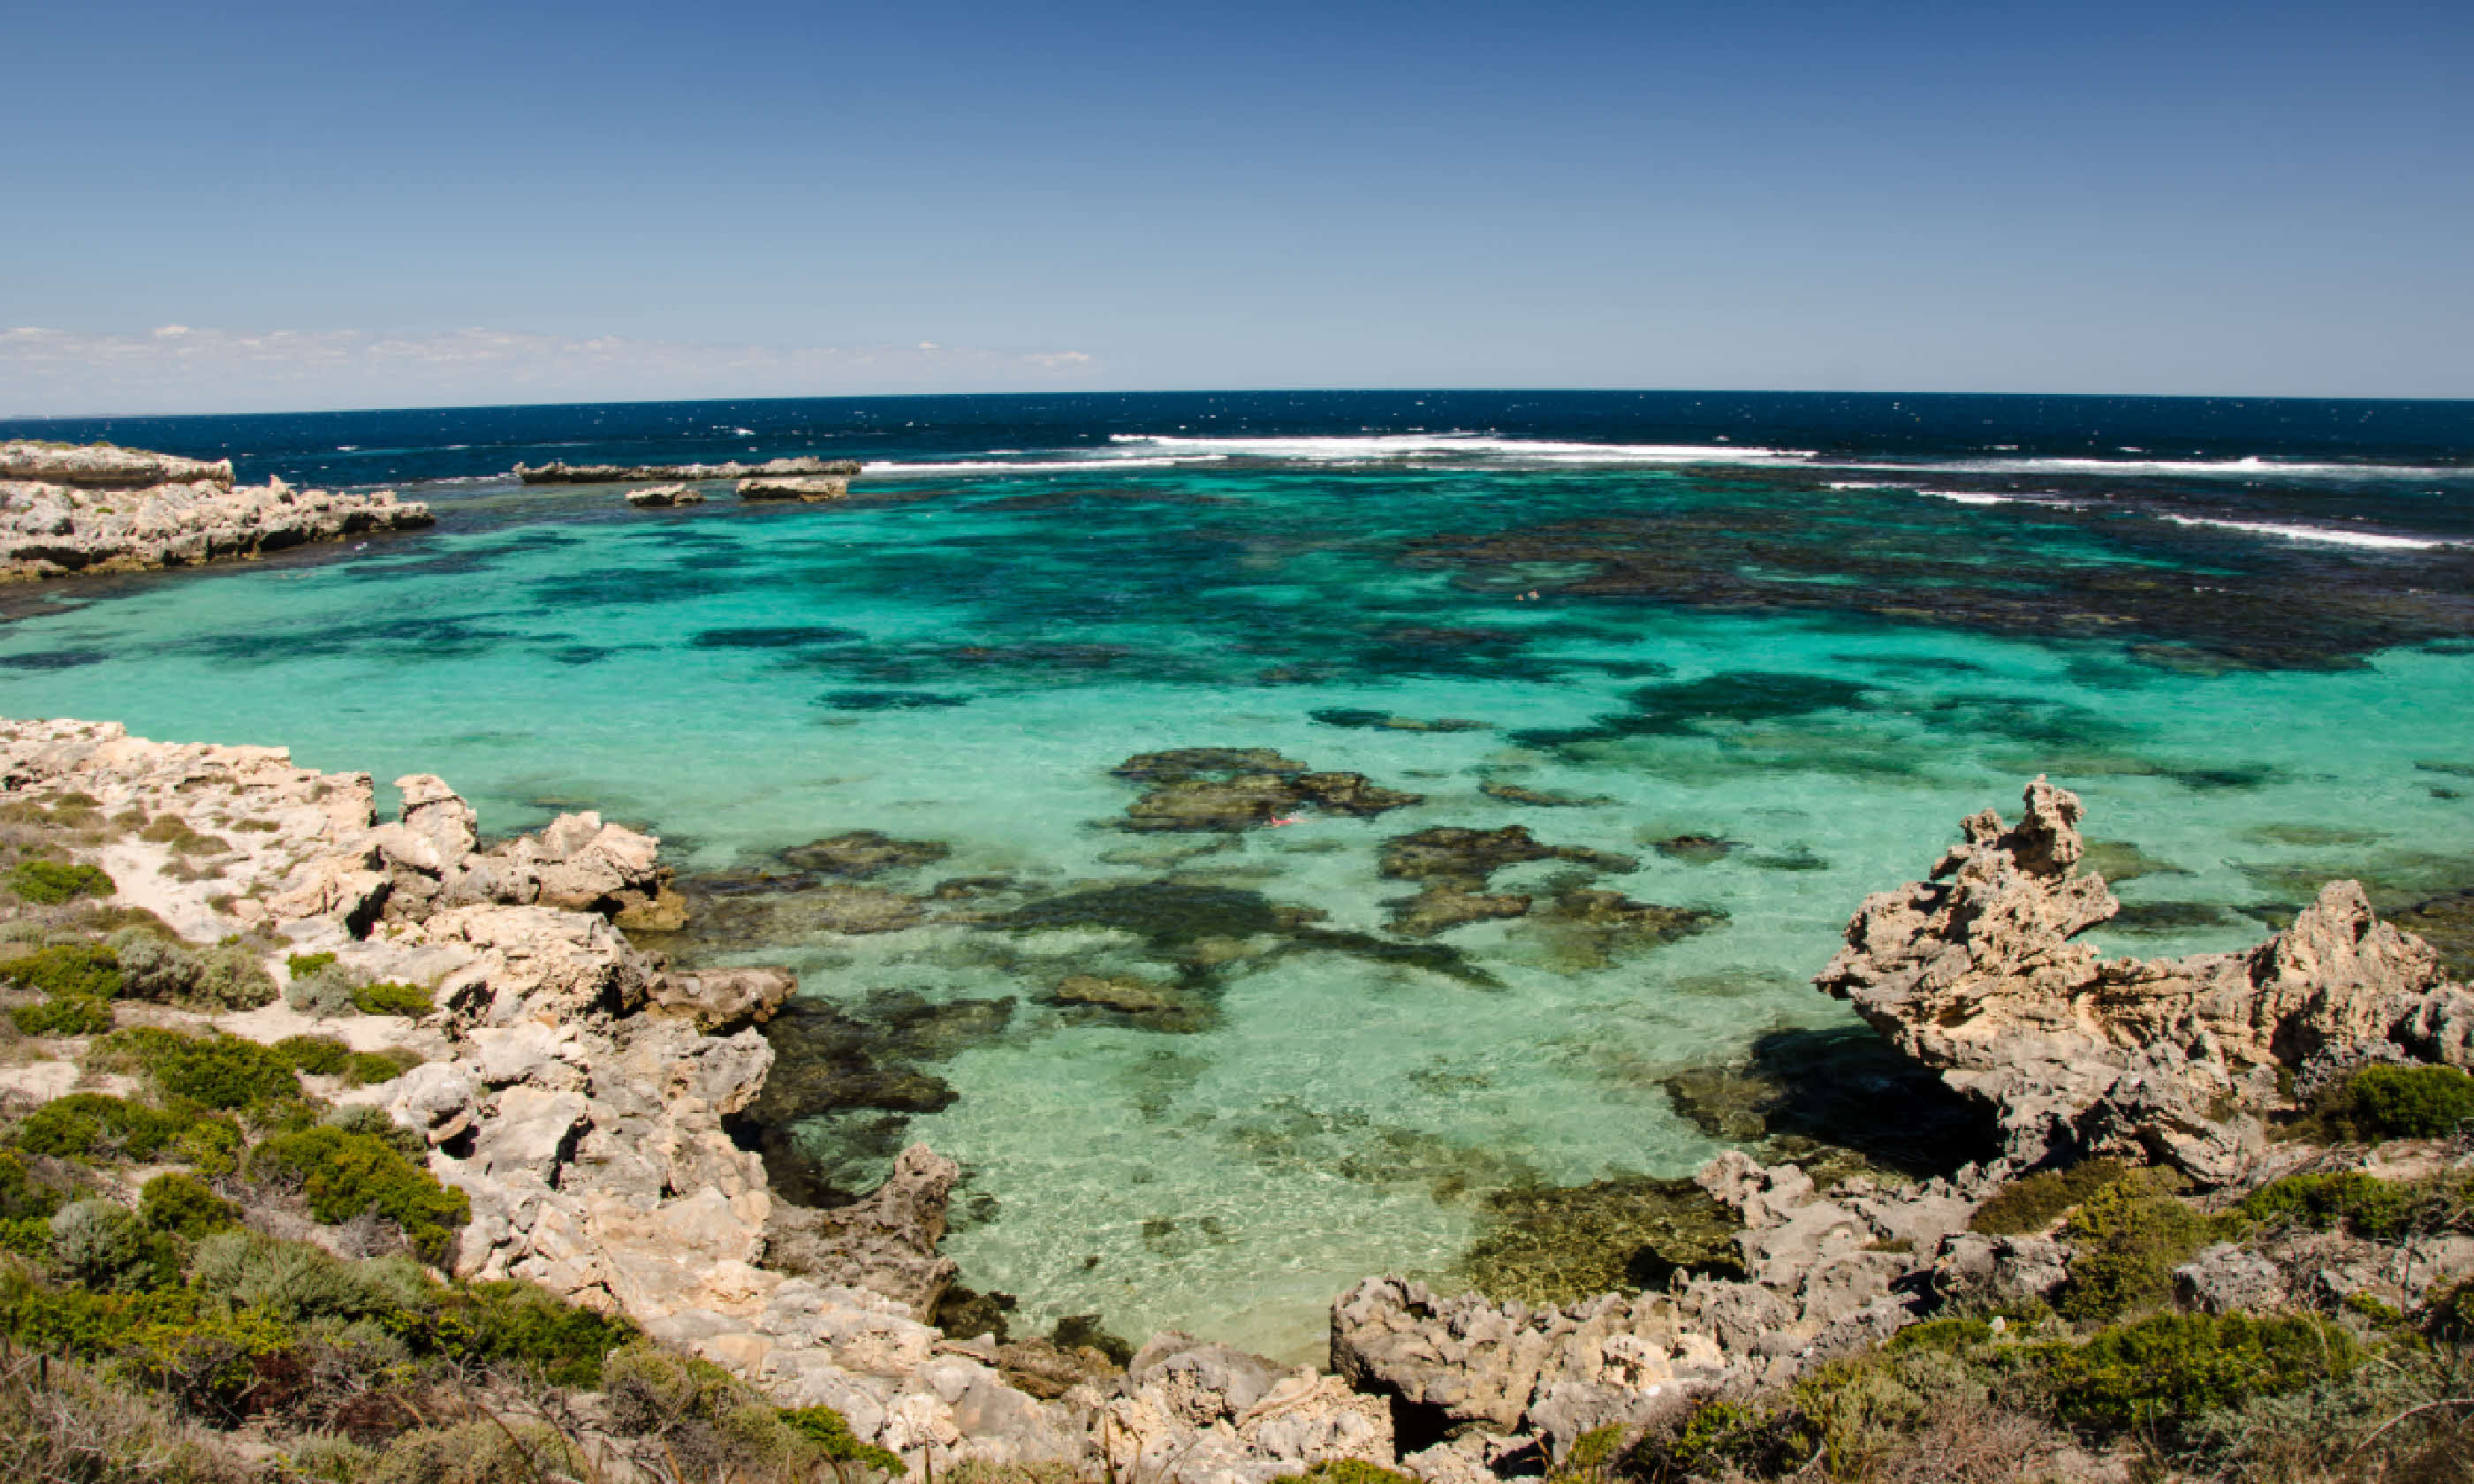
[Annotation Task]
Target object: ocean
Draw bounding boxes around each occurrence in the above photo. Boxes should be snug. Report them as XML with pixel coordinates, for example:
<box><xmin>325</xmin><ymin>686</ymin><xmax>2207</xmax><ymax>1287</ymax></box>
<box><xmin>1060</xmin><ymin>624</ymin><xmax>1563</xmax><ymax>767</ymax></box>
<box><xmin>4</xmin><ymin>389</ymin><xmax>2471</xmax><ymax>1357</ymax></box>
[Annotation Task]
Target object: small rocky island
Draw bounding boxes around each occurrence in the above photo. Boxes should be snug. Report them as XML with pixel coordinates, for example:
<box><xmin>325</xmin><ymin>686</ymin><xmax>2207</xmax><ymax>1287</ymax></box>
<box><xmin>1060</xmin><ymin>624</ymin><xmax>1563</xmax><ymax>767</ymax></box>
<box><xmin>0</xmin><ymin>734</ymin><xmax>2466</xmax><ymax>1484</ymax></box>
<box><xmin>517</xmin><ymin>457</ymin><xmax>863</xmax><ymax>484</ymax></box>
<box><xmin>0</xmin><ymin>440</ymin><xmax>432</xmax><ymax>579</ymax></box>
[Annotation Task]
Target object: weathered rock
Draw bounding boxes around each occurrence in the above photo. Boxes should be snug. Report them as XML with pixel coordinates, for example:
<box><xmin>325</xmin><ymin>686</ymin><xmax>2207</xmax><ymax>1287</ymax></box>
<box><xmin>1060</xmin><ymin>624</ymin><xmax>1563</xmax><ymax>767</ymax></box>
<box><xmin>624</xmin><ymin>483</ymin><xmax>704</xmax><ymax>506</ymax></box>
<box><xmin>1389</xmin><ymin>885</ymin><xmax>1532</xmax><ymax>937</ymax></box>
<box><xmin>1815</xmin><ymin>776</ymin><xmax>2458</xmax><ymax>1181</ymax></box>
<box><xmin>764</xmin><ymin>1144</ymin><xmax>961</xmax><ymax>1320</ymax></box>
<box><xmin>1478</xmin><ymin>782</ymin><xmax>1613</xmax><ymax>808</ymax></box>
<box><xmin>740</xmin><ymin>475</ymin><xmax>853</xmax><ymax>501</ymax></box>
<box><xmin>0</xmin><ymin>463</ymin><xmax>433</xmax><ymax>580</ymax></box>
<box><xmin>2174</xmin><ymin>1241</ymin><xmax>2288</xmax><ymax>1314</ymax></box>
<box><xmin>0</xmin><ymin>441</ymin><xmax>234</xmax><ymax>488</ymax></box>
<box><xmin>1931</xmin><ymin>1231</ymin><xmax>2069</xmax><ymax>1306</ymax></box>
<box><xmin>654</xmin><ymin>966</ymin><xmax>799</xmax><ymax>1031</ymax></box>
<box><xmin>518</xmin><ymin>457</ymin><xmax>862</xmax><ymax>484</ymax></box>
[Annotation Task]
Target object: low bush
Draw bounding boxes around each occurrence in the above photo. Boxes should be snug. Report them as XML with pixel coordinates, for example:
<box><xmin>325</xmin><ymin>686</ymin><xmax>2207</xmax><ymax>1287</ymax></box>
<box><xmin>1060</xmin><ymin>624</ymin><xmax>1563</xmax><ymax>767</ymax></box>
<box><xmin>2026</xmin><ymin>1310</ymin><xmax>2359</xmax><ymax>1433</ymax></box>
<box><xmin>359</xmin><ymin>1419</ymin><xmax>582</xmax><ymax>1484</ymax></box>
<box><xmin>0</xmin><ymin>1151</ymin><xmax>66</xmax><ymax>1220</ymax></box>
<box><xmin>49</xmin><ymin>1200</ymin><xmax>182</xmax><ymax>1291</ymax></box>
<box><xmin>7</xmin><ymin>859</ymin><xmax>116</xmax><ymax>905</ymax></box>
<box><xmin>140</xmin><ymin>1173</ymin><xmax>239</xmax><ymax>1239</ymax></box>
<box><xmin>2238</xmin><ymin>1170</ymin><xmax>2422</xmax><ymax>1239</ymax></box>
<box><xmin>14</xmin><ymin>1093</ymin><xmax>202</xmax><ymax>1164</ymax></box>
<box><xmin>95</xmin><ymin>1027</ymin><xmax>300</xmax><ymax>1110</ymax></box>
<box><xmin>782</xmin><ymin>1404</ymin><xmax>908</xmax><ymax>1478</ymax></box>
<box><xmin>10</xmin><ymin>992</ymin><xmax>116</xmax><ymax>1035</ymax></box>
<box><xmin>603</xmin><ymin>1344</ymin><xmax>823</xmax><ymax>1477</ymax></box>
<box><xmin>352</xmin><ymin>981</ymin><xmax>433</xmax><ymax>1017</ymax></box>
<box><xmin>0</xmin><ymin>1349</ymin><xmax>251</xmax><ymax>1484</ymax></box>
<box><xmin>421</xmin><ymin>1278</ymin><xmax>638</xmax><ymax>1386</ymax></box>
<box><xmin>245</xmin><ymin>1127</ymin><xmax>469</xmax><ymax>1263</ymax></box>
<box><xmin>2289</xmin><ymin>1064</ymin><xmax>2474</xmax><ymax>1144</ymax></box>
<box><xmin>343</xmin><ymin>1049</ymin><xmax>421</xmax><ymax>1088</ymax></box>
<box><xmin>1968</xmin><ymin>1157</ymin><xmax>2132</xmax><ymax>1236</ymax></box>
<box><xmin>286</xmin><ymin>967</ymin><xmax>358</xmax><ymax>1018</ymax></box>
<box><xmin>194</xmin><ymin>943</ymin><xmax>277</xmax><ymax>1011</ymax></box>
<box><xmin>286</xmin><ymin>952</ymin><xmax>338</xmax><ymax>981</ymax></box>
<box><xmin>2056</xmin><ymin>1173</ymin><xmax>2241</xmax><ymax>1321</ymax></box>
<box><xmin>0</xmin><ymin>1262</ymin><xmax>200</xmax><ymax>1358</ymax></box>
<box><xmin>106</xmin><ymin>927</ymin><xmax>205</xmax><ymax>1002</ymax></box>
<box><xmin>190</xmin><ymin>1230</ymin><xmax>428</xmax><ymax>1324</ymax></box>
<box><xmin>1</xmin><ymin>942</ymin><xmax>122</xmax><ymax>997</ymax></box>
<box><xmin>2428</xmin><ymin>1277</ymin><xmax>2474</xmax><ymax>1341</ymax></box>
<box><xmin>274</xmin><ymin>1034</ymin><xmax>353</xmax><ymax>1077</ymax></box>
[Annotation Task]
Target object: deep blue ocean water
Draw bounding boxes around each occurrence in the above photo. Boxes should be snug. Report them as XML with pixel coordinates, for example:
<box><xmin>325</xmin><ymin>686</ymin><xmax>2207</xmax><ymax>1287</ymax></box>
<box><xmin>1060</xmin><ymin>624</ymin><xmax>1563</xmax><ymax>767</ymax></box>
<box><xmin>4</xmin><ymin>390</ymin><xmax>2470</xmax><ymax>1355</ymax></box>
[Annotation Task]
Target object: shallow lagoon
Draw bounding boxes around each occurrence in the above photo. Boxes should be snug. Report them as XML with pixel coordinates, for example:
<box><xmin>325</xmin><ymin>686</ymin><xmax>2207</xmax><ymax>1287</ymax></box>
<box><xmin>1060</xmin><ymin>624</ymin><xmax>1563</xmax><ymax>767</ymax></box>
<box><xmin>4</xmin><ymin>405</ymin><xmax>2470</xmax><ymax>1358</ymax></box>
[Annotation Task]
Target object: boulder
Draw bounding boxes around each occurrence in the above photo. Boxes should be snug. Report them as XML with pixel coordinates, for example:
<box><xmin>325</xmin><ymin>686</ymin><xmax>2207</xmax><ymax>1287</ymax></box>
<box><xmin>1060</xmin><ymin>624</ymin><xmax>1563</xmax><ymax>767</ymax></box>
<box><xmin>625</xmin><ymin>483</ymin><xmax>704</xmax><ymax>506</ymax></box>
<box><xmin>764</xmin><ymin>1144</ymin><xmax>962</xmax><ymax>1320</ymax></box>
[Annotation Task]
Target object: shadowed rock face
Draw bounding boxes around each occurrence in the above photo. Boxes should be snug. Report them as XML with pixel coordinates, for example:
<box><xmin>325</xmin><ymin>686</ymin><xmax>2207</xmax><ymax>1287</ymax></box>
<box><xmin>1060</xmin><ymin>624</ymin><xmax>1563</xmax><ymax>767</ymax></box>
<box><xmin>1814</xmin><ymin>776</ymin><xmax>2467</xmax><ymax>1184</ymax></box>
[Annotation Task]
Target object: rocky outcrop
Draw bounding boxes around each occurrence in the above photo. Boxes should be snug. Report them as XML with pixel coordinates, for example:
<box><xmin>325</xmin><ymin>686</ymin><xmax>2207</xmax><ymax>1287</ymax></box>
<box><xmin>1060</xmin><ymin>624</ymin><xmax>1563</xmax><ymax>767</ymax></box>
<box><xmin>740</xmin><ymin>475</ymin><xmax>853</xmax><ymax>502</ymax></box>
<box><xmin>1377</xmin><ymin>826</ymin><xmax>1641</xmax><ymax>937</ymax></box>
<box><xmin>625</xmin><ymin>483</ymin><xmax>704</xmax><ymax>506</ymax></box>
<box><xmin>1814</xmin><ymin>776</ymin><xmax>2463</xmax><ymax>1183</ymax></box>
<box><xmin>517</xmin><ymin>458</ymin><xmax>862</xmax><ymax>484</ymax></box>
<box><xmin>0</xmin><ymin>441</ymin><xmax>433</xmax><ymax>580</ymax></box>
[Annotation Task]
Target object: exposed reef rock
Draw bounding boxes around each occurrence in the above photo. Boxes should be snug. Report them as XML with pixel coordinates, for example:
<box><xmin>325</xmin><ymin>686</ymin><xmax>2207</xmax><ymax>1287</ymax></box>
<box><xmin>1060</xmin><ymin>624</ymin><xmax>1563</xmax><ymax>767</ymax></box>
<box><xmin>740</xmin><ymin>474</ymin><xmax>854</xmax><ymax>502</ymax></box>
<box><xmin>517</xmin><ymin>456</ymin><xmax>862</xmax><ymax>484</ymax></box>
<box><xmin>625</xmin><ymin>482</ymin><xmax>704</xmax><ymax>506</ymax></box>
<box><xmin>1479</xmin><ymin>781</ymin><xmax>1613</xmax><ymax>807</ymax></box>
<box><xmin>1377</xmin><ymin>825</ymin><xmax>1640</xmax><ymax>936</ymax></box>
<box><xmin>782</xmin><ymin>829</ymin><xmax>952</xmax><ymax>878</ymax></box>
<box><xmin>1112</xmin><ymin>748</ymin><xmax>1423</xmax><ymax>832</ymax></box>
<box><xmin>0</xmin><ymin>440</ymin><xmax>433</xmax><ymax>579</ymax></box>
<box><xmin>1815</xmin><ymin>776</ymin><xmax>2464</xmax><ymax>1183</ymax></box>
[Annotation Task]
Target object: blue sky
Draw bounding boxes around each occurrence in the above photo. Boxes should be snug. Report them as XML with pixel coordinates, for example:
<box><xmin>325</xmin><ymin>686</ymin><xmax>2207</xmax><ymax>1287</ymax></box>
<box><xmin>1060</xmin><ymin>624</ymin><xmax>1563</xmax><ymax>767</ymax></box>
<box><xmin>4</xmin><ymin>0</ymin><xmax>2469</xmax><ymax>411</ymax></box>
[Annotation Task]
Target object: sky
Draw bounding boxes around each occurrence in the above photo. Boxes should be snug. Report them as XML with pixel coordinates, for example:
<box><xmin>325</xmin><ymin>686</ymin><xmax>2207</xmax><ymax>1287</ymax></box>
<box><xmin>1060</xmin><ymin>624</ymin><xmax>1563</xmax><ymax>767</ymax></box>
<box><xmin>3</xmin><ymin>0</ymin><xmax>2469</xmax><ymax>413</ymax></box>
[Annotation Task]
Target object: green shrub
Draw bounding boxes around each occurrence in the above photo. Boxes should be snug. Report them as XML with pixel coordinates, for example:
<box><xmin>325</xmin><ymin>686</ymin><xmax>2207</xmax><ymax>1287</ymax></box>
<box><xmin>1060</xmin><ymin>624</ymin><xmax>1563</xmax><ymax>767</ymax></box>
<box><xmin>2290</xmin><ymin>1064</ymin><xmax>2474</xmax><ymax>1144</ymax></box>
<box><xmin>104</xmin><ymin>928</ymin><xmax>203</xmax><ymax>1001</ymax></box>
<box><xmin>286</xmin><ymin>952</ymin><xmax>338</xmax><ymax>981</ymax></box>
<box><xmin>275</xmin><ymin>1034</ymin><xmax>353</xmax><ymax>1077</ymax></box>
<box><xmin>1</xmin><ymin>943</ymin><xmax>122</xmax><ymax>997</ymax></box>
<box><xmin>0</xmin><ymin>1265</ymin><xmax>200</xmax><ymax>1358</ymax></box>
<box><xmin>194</xmin><ymin>943</ymin><xmax>278</xmax><ymax>1010</ymax></box>
<box><xmin>173</xmin><ymin>1118</ymin><xmax>243</xmax><ymax>1177</ymax></box>
<box><xmin>0</xmin><ymin>1150</ymin><xmax>65</xmax><ymax>1220</ymax></box>
<box><xmin>781</xmin><ymin>1404</ymin><xmax>907</xmax><ymax>1478</ymax></box>
<box><xmin>1969</xmin><ymin>1158</ymin><xmax>2132</xmax><ymax>1236</ymax></box>
<box><xmin>246</xmin><ymin>1126</ymin><xmax>470</xmax><ymax>1262</ymax></box>
<box><xmin>343</xmin><ymin>1049</ymin><xmax>421</xmax><ymax>1088</ymax></box>
<box><xmin>2028</xmin><ymin>1311</ymin><xmax>2359</xmax><ymax>1432</ymax></box>
<box><xmin>48</xmin><ymin>1199</ymin><xmax>181</xmax><ymax>1291</ymax></box>
<box><xmin>13</xmin><ymin>1093</ymin><xmax>199</xmax><ymax>1163</ymax></box>
<box><xmin>352</xmin><ymin>981</ymin><xmax>433</xmax><ymax>1017</ymax></box>
<box><xmin>7</xmin><ymin>859</ymin><xmax>116</xmax><ymax>905</ymax></box>
<box><xmin>287</xmin><ymin>1433</ymin><xmax>378</xmax><ymax>1484</ymax></box>
<box><xmin>421</xmin><ymin>1278</ymin><xmax>638</xmax><ymax>1386</ymax></box>
<box><xmin>1270</xmin><ymin>1461</ymin><xmax>1423</xmax><ymax>1484</ymax></box>
<box><xmin>2238</xmin><ymin>1170</ymin><xmax>2421</xmax><ymax>1239</ymax></box>
<box><xmin>139</xmin><ymin>1172</ymin><xmax>239</xmax><ymax>1238</ymax></box>
<box><xmin>95</xmin><ymin>1027</ymin><xmax>300</xmax><ymax>1110</ymax></box>
<box><xmin>2057</xmin><ymin>1175</ymin><xmax>2240</xmax><ymax>1321</ymax></box>
<box><xmin>9</xmin><ymin>993</ymin><xmax>115</xmax><ymax>1035</ymax></box>
<box><xmin>121</xmin><ymin>1306</ymin><xmax>303</xmax><ymax>1421</ymax></box>
<box><xmin>190</xmin><ymin>1230</ymin><xmax>429</xmax><ymax>1323</ymax></box>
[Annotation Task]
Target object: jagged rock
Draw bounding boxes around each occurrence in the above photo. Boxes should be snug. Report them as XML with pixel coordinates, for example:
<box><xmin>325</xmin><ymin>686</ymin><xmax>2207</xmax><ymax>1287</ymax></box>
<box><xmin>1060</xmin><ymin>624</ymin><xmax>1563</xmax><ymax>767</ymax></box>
<box><xmin>0</xmin><ymin>443</ymin><xmax>432</xmax><ymax>579</ymax></box>
<box><xmin>1932</xmin><ymin>1232</ymin><xmax>2070</xmax><ymax>1306</ymax></box>
<box><xmin>653</xmin><ymin>966</ymin><xmax>798</xmax><ymax>1031</ymax></box>
<box><xmin>517</xmin><ymin>457</ymin><xmax>862</xmax><ymax>484</ymax></box>
<box><xmin>2394</xmin><ymin>985</ymin><xmax>2474</xmax><ymax>1068</ymax></box>
<box><xmin>1107</xmin><ymin>1331</ymin><xmax>1395</xmax><ymax>1484</ymax></box>
<box><xmin>625</xmin><ymin>483</ymin><xmax>704</xmax><ymax>506</ymax></box>
<box><xmin>764</xmin><ymin>1144</ymin><xmax>961</xmax><ymax>1320</ymax></box>
<box><xmin>1815</xmin><ymin>776</ymin><xmax>2458</xmax><ymax>1181</ymax></box>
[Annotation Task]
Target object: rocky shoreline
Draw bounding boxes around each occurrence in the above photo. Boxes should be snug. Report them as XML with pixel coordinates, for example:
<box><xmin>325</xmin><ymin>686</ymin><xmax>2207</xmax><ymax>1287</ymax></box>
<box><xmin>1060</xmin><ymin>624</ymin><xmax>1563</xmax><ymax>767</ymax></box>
<box><xmin>0</xmin><ymin>441</ymin><xmax>433</xmax><ymax>580</ymax></box>
<box><xmin>1</xmin><ymin>731</ymin><xmax>2469</xmax><ymax>1483</ymax></box>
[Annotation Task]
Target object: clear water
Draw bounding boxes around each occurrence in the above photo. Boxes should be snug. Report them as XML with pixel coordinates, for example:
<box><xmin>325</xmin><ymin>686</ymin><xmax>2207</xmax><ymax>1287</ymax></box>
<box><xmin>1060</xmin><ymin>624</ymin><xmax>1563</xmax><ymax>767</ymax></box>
<box><xmin>4</xmin><ymin>390</ymin><xmax>2471</xmax><ymax>1358</ymax></box>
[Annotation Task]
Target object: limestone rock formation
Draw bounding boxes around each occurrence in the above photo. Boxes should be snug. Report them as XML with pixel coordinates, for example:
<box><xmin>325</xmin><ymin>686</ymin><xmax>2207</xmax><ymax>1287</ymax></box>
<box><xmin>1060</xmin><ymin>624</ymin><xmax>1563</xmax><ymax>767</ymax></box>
<box><xmin>1815</xmin><ymin>776</ymin><xmax>2463</xmax><ymax>1181</ymax></box>
<box><xmin>1112</xmin><ymin>748</ymin><xmax>1423</xmax><ymax>832</ymax></box>
<box><xmin>740</xmin><ymin>474</ymin><xmax>853</xmax><ymax>501</ymax></box>
<box><xmin>517</xmin><ymin>457</ymin><xmax>863</xmax><ymax>484</ymax></box>
<box><xmin>625</xmin><ymin>482</ymin><xmax>704</xmax><ymax>506</ymax></box>
<box><xmin>0</xmin><ymin>441</ymin><xmax>434</xmax><ymax>579</ymax></box>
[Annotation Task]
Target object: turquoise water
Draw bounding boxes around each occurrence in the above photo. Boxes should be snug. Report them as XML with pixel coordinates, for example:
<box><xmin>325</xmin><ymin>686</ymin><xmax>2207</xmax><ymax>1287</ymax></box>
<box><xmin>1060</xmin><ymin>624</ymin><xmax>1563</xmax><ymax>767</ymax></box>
<box><xmin>4</xmin><ymin>393</ymin><xmax>2471</xmax><ymax>1357</ymax></box>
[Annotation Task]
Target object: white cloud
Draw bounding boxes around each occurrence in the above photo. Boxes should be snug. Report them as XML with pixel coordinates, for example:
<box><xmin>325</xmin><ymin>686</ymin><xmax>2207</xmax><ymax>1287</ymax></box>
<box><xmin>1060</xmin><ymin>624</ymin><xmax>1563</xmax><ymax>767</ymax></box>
<box><xmin>0</xmin><ymin>325</ymin><xmax>1102</xmax><ymax>415</ymax></box>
